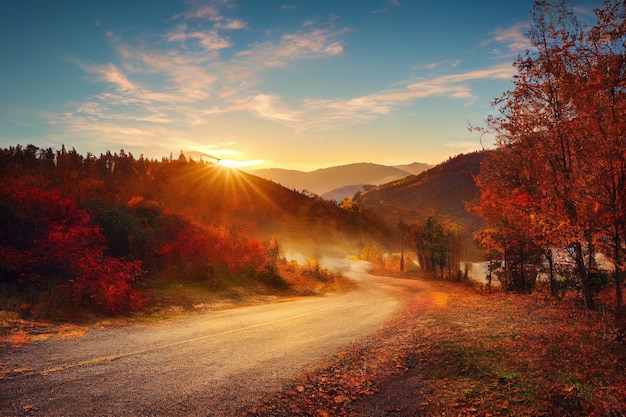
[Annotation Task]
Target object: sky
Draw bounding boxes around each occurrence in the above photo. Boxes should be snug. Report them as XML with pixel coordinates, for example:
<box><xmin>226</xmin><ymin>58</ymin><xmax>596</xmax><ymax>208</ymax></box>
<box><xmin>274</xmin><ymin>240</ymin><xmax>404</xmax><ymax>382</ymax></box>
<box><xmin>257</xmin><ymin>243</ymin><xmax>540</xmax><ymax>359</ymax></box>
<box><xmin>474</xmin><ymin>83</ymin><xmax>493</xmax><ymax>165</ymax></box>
<box><xmin>0</xmin><ymin>0</ymin><xmax>598</xmax><ymax>171</ymax></box>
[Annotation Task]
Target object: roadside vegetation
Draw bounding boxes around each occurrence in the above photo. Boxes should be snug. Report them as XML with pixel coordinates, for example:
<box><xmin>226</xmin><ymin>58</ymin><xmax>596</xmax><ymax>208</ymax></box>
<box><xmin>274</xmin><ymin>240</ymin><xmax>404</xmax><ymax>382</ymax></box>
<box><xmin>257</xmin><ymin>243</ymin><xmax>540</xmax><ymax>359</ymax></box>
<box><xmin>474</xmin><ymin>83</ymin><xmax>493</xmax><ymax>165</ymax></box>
<box><xmin>471</xmin><ymin>0</ymin><xmax>626</xmax><ymax>324</ymax></box>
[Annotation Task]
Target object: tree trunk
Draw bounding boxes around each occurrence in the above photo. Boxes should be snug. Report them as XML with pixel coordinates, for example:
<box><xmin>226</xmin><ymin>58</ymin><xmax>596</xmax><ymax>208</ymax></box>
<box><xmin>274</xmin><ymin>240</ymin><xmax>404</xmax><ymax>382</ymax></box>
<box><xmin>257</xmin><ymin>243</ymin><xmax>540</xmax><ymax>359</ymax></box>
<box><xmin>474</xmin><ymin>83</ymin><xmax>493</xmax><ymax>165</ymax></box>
<box><xmin>573</xmin><ymin>241</ymin><xmax>595</xmax><ymax>310</ymax></box>
<box><xmin>518</xmin><ymin>245</ymin><xmax>525</xmax><ymax>292</ymax></box>
<box><xmin>548</xmin><ymin>248</ymin><xmax>557</xmax><ymax>298</ymax></box>
<box><xmin>613</xmin><ymin>226</ymin><xmax>623</xmax><ymax>319</ymax></box>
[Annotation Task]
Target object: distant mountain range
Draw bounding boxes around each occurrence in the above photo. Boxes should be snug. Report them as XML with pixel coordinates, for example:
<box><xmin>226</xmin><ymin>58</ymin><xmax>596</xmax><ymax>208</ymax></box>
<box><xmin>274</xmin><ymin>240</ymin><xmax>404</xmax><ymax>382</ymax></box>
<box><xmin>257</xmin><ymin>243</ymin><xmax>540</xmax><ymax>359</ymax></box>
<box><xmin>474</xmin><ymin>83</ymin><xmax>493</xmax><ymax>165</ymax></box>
<box><xmin>251</xmin><ymin>162</ymin><xmax>432</xmax><ymax>199</ymax></box>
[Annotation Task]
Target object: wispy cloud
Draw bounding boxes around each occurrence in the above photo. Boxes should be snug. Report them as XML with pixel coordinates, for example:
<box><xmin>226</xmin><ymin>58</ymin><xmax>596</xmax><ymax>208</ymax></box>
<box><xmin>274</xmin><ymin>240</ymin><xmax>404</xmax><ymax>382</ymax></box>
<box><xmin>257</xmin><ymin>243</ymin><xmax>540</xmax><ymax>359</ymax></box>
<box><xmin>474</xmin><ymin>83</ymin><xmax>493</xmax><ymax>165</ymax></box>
<box><xmin>174</xmin><ymin>5</ymin><xmax>222</xmax><ymax>21</ymax></box>
<box><xmin>235</xmin><ymin>27</ymin><xmax>346</xmax><ymax>69</ymax></box>
<box><xmin>230</xmin><ymin>94</ymin><xmax>304</xmax><ymax>124</ymax></box>
<box><xmin>215</xmin><ymin>19</ymin><xmax>247</xmax><ymax>30</ymax></box>
<box><xmin>573</xmin><ymin>6</ymin><xmax>595</xmax><ymax>17</ymax></box>
<box><xmin>165</xmin><ymin>24</ymin><xmax>232</xmax><ymax>51</ymax></box>
<box><xmin>78</xmin><ymin>62</ymin><xmax>136</xmax><ymax>92</ymax></box>
<box><xmin>482</xmin><ymin>22</ymin><xmax>530</xmax><ymax>56</ymax></box>
<box><xmin>444</xmin><ymin>140</ymin><xmax>483</xmax><ymax>153</ymax></box>
<box><xmin>51</xmin><ymin>2</ymin><xmax>348</xmax><ymax>154</ymax></box>
<box><xmin>425</xmin><ymin>60</ymin><xmax>462</xmax><ymax>69</ymax></box>
<box><xmin>297</xmin><ymin>63</ymin><xmax>516</xmax><ymax>131</ymax></box>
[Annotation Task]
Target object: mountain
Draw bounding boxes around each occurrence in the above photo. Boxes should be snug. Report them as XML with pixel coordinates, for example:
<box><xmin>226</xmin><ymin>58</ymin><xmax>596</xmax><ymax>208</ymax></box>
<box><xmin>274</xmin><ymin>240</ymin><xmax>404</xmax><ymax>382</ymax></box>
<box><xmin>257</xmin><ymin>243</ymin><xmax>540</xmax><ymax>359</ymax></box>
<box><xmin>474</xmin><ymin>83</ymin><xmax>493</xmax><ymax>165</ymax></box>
<box><xmin>393</xmin><ymin>162</ymin><xmax>432</xmax><ymax>175</ymax></box>
<box><xmin>0</xmin><ymin>146</ymin><xmax>397</xmax><ymax>261</ymax></box>
<box><xmin>321</xmin><ymin>184</ymin><xmax>374</xmax><ymax>202</ymax></box>
<box><xmin>251</xmin><ymin>162</ymin><xmax>431</xmax><ymax>198</ymax></box>
<box><xmin>358</xmin><ymin>152</ymin><xmax>485</xmax><ymax>259</ymax></box>
<box><xmin>251</xmin><ymin>163</ymin><xmax>411</xmax><ymax>196</ymax></box>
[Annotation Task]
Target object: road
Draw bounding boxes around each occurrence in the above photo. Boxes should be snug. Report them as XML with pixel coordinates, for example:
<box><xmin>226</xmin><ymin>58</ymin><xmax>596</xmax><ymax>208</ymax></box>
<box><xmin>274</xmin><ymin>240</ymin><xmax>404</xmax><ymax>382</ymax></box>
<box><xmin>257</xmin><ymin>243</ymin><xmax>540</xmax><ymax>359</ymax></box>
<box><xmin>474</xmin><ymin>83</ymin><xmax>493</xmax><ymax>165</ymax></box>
<box><xmin>0</xmin><ymin>260</ymin><xmax>420</xmax><ymax>416</ymax></box>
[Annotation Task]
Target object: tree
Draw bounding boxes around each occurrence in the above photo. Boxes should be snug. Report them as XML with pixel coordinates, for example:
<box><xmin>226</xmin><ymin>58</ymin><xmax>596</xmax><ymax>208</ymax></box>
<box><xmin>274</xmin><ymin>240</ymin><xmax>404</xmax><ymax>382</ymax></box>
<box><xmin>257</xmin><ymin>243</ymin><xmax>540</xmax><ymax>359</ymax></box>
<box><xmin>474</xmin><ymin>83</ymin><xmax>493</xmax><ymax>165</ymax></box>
<box><xmin>0</xmin><ymin>178</ymin><xmax>144</xmax><ymax>316</ymax></box>
<box><xmin>473</xmin><ymin>147</ymin><xmax>546</xmax><ymax>292</ymax></box>
<box><xmin>410</xmin><ymin>214</ymin><xmax>465</xmax><ymax>280</ymax></box>
<box><xmin>475</xmin><ymin>0</ymin><xmax>626</xmax><ymax>309</ymax></box>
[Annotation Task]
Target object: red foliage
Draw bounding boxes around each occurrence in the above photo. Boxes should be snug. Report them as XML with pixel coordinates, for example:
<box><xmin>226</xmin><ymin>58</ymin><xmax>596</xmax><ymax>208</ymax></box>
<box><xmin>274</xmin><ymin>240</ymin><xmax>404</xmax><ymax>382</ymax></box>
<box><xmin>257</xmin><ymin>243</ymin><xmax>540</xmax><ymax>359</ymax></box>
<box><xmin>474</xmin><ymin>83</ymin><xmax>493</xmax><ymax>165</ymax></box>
<box><xmin>1</xmin><ymin>178</ymin><xmax>145</xmax><ymax>315</ymax></box>
<box><xmin>157</xmin><ymin>213</ymin><xmax>270</xmax><ymax>275</ymax></box>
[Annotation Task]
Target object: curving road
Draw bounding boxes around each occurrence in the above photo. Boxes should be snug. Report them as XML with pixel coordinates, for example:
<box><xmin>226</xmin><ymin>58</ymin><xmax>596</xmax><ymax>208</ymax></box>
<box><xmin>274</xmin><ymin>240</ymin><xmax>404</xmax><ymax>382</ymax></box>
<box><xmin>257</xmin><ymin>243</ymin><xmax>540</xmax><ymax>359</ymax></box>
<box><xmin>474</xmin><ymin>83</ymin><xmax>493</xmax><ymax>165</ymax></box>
<box><xmin>0</xmin><ymin>260</ymin><xmax>421</xmax><ymax>416</ymax></box>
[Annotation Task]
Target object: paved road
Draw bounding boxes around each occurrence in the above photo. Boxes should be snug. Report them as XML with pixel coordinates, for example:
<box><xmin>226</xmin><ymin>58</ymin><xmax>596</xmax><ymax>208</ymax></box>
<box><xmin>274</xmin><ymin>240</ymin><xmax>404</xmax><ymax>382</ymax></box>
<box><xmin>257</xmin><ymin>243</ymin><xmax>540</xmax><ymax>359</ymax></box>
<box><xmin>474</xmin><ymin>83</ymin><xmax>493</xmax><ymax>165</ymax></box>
<box><xmin>0</xmin><ymin>260</ymin><xmax>419</xmax><ymax>416</ymax></box>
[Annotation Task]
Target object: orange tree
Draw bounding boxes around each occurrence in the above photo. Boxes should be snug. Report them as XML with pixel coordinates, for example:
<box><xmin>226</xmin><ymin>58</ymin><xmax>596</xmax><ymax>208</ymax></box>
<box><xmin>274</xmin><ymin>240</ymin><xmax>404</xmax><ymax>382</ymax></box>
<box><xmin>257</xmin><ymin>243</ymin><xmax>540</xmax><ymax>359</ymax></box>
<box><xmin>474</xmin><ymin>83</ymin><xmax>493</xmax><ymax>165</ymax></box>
<box><xmin>473</xmin><ymin>146</ymin><xmax>546</xmax><ymax>293</ymax></box>
<box><xmin>475</xmin><ymin>0</ymin><xmax>626</xmax><ymax>312</ymax></box>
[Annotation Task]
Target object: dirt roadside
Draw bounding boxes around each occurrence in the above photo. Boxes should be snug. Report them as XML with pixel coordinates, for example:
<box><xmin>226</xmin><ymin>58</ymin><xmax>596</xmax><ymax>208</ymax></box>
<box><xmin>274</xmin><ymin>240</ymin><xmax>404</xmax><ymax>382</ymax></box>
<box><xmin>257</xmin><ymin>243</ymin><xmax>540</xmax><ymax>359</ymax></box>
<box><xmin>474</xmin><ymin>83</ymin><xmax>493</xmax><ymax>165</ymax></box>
<box><xmin>247</xmin><ymin>275</ymin><xmax>626</xmax><ymax>417</ymax></box>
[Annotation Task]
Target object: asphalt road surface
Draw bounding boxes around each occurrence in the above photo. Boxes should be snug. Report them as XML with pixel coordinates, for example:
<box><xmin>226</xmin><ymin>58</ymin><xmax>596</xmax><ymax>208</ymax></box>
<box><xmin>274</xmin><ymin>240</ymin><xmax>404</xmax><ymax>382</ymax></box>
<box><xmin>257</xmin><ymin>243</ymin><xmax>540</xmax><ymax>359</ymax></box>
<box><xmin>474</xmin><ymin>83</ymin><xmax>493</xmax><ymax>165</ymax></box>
<box><xmin>0</xmin><ymin>260</ymin><xmax>420</xmax><ymax>416</ymax></box>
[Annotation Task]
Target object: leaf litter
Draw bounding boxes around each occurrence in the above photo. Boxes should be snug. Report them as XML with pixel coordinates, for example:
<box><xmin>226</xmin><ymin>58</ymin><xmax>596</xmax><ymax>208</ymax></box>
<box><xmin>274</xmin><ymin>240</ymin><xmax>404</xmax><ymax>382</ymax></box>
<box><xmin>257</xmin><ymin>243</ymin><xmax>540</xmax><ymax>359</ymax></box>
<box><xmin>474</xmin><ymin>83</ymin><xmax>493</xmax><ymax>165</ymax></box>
<box><xmin>247</xmin><ymin>276</ymin><xmax>626</xmax><ymax>417</ymax></box>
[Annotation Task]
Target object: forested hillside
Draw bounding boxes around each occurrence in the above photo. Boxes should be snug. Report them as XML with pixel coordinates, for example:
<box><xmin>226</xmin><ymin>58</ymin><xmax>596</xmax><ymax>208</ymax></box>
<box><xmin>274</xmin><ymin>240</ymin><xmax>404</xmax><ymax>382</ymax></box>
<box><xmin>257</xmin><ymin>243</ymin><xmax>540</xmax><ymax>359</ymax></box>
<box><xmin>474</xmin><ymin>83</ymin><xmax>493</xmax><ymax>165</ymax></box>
<box><xmin>358</xmin><ymin>152</ymin><xmax>484</xmax><ymax>261</ymax></box>
<box><xmin>0</xmin><ymin>145</ymin><xmax>393</xmax><ymax>318</ymax></box>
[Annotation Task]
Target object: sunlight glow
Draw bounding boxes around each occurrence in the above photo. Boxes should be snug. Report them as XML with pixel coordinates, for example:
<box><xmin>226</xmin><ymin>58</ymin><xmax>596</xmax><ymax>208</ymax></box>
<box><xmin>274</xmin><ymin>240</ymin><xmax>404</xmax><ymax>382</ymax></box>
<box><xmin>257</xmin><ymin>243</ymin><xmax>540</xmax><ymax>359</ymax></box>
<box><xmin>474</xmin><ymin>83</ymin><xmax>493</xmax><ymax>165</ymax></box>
<box><xmin>218</xmin><ymin>159</ymin><xmax>265</xmax><ymax>168</ymax></box>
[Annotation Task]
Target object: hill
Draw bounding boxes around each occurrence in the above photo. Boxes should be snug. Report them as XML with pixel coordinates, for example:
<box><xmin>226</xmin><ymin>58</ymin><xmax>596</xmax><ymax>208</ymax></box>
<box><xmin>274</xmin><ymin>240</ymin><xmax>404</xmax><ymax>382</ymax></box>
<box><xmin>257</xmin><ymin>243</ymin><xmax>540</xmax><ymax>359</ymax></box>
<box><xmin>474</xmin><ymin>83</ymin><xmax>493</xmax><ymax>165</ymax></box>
<box><xmin>251</xmin><ymin>163</ymin><xmax>415</xmax><ymax>196</ymax></box>
<box><xmin>143</xmin><ymin>162</ymin><xmax>395</xmax><ymax>255</ymax></box>
<box><xmin>321</xmin><ymin>184</ymin><xmax>374</xmax><ymax>202</ymax></box>
<box><xmin>393</xmin><ymin>161</ymin><xmax>432</xmax><ymax>175</ymax></box>
<box><xmin>358</xmin><ymin>152</ymin><xmax>485</xmax><ymax>259</ymax></box>
<box><xmin>0</xmin><ymin>145</ymin><xmax>396</xmax><ymax>318</ymax></box>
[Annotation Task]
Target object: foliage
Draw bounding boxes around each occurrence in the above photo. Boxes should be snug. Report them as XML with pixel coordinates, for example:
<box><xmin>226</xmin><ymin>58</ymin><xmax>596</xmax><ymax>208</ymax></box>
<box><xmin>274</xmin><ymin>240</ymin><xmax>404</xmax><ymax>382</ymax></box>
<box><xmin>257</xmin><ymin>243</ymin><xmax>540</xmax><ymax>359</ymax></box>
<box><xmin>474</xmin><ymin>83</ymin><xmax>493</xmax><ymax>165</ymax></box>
<box><xmin>358</xmin><ymin>243</ymin><xmax>384</xmax><ymax>269</ymax></box>
<box><xmin>0</xmin><ymin>177</ymin><xmax>144</xmax><ymax>316</ymax></box>
<box><xmin>409</xmin><ymin>214</ymin><xmax>465</xmax><ymax>280</ymax></box>
<box><xmin>473</xmin><ymin>0</ymin><xmax>626</xmax><ymax>314</ymax></box>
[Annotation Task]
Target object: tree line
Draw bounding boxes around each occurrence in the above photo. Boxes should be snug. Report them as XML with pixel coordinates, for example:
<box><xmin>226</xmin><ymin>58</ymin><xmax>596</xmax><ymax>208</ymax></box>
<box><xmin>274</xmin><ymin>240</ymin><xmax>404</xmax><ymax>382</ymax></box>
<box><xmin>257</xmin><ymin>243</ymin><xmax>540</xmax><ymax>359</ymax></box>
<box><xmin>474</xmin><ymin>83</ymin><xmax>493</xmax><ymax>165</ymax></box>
<box><xmin>0</xmin><ymin>145</ymin><xmax>285</xmax><ymax>318</ymax></box>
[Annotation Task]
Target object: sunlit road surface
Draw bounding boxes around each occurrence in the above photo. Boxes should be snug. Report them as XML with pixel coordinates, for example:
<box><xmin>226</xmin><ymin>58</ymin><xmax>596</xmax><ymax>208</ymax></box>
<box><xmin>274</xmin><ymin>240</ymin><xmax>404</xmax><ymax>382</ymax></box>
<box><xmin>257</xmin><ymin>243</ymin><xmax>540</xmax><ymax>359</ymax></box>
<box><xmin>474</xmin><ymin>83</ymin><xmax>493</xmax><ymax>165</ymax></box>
<box><xmin>0</xmin><ymin>260</ymin><xmax>421</xmax><ymax>416</ymax></box>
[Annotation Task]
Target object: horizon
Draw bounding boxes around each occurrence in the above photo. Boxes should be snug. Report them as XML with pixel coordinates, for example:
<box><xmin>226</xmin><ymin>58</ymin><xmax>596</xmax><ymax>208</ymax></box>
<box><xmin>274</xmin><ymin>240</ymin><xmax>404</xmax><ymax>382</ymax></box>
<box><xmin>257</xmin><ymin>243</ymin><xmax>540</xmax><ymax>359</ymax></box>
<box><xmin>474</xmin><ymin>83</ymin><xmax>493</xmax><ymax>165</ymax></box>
<box><xmin>0</xmin><ymin>0</ymin><xmax>597</xmax><ymax>171</ymax></box>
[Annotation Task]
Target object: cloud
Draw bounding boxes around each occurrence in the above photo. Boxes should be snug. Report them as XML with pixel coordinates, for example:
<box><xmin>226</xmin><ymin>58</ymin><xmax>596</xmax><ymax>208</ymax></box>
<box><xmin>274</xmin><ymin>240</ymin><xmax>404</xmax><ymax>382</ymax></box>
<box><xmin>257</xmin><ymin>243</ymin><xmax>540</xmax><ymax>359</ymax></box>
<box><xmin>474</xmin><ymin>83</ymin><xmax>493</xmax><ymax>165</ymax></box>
<box><xmin>296</xmin><ymin>63</ymin><xmax>516</xmax><ymax>131</ymax></box>
<box><xmin>165</xmin><ymin>25</ymin><xmax>232</xmax><ymax>51</ymax></box>
<box><xmin>215</xmin><ymin>19</ymin><xmax>247</xmax><ymax>30</ymax></box>
<box><xmin>238</xmin><ymin>28</ymin><xmax>346</xmax><ymax>68</ymax></box>
<box><xmin>175</xmin><ymin>5</ymin><xmax>222</xmax><ymax>21</ymax></box>
<box><xmin>573</xmin><ymin>6</ymin><xmax>594</xmax><ymax>16</ymax></box>
<box><xmin>444</xmin><ymin>141</ymin><xmax>483</xmax><ymax>153</ymax></box>
<box><xmin>56</xmin><ymin>1</ymin><xmax>516</xmax><ymax>159</ymax></box>
<box><xmin>78</xmin><ymin>62</ymin><xmax>136</xmax><ymax>92</ymax></box>
<box><xmin>425</xmin><ymin>60</ymin><xmax>462</xmax><ymax>69</ymax></box>
<box><xmin>482</xmin><ymin>22</ymin><xmax>529</xmax><ymax>56</ymax></box>
<box><xmin>231</xmin><ymin>94</ymin><xmax>303</xmax><ymax>124</ymax></box>
<box><xmin>76</xmin><ymin>102</ymin><xmax>103</xmax><ymax>117</ymax></box>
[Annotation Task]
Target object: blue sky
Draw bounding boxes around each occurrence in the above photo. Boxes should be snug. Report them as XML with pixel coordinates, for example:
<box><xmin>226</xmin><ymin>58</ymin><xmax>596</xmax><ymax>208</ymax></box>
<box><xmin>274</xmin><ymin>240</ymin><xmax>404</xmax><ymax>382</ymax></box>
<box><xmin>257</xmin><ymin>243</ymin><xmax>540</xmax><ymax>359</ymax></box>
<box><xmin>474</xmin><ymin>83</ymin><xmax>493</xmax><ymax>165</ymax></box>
<box><xmin>0</xmin><ymin>0</ymin><xmax>597</xmax><ymax>170</ymax></box>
